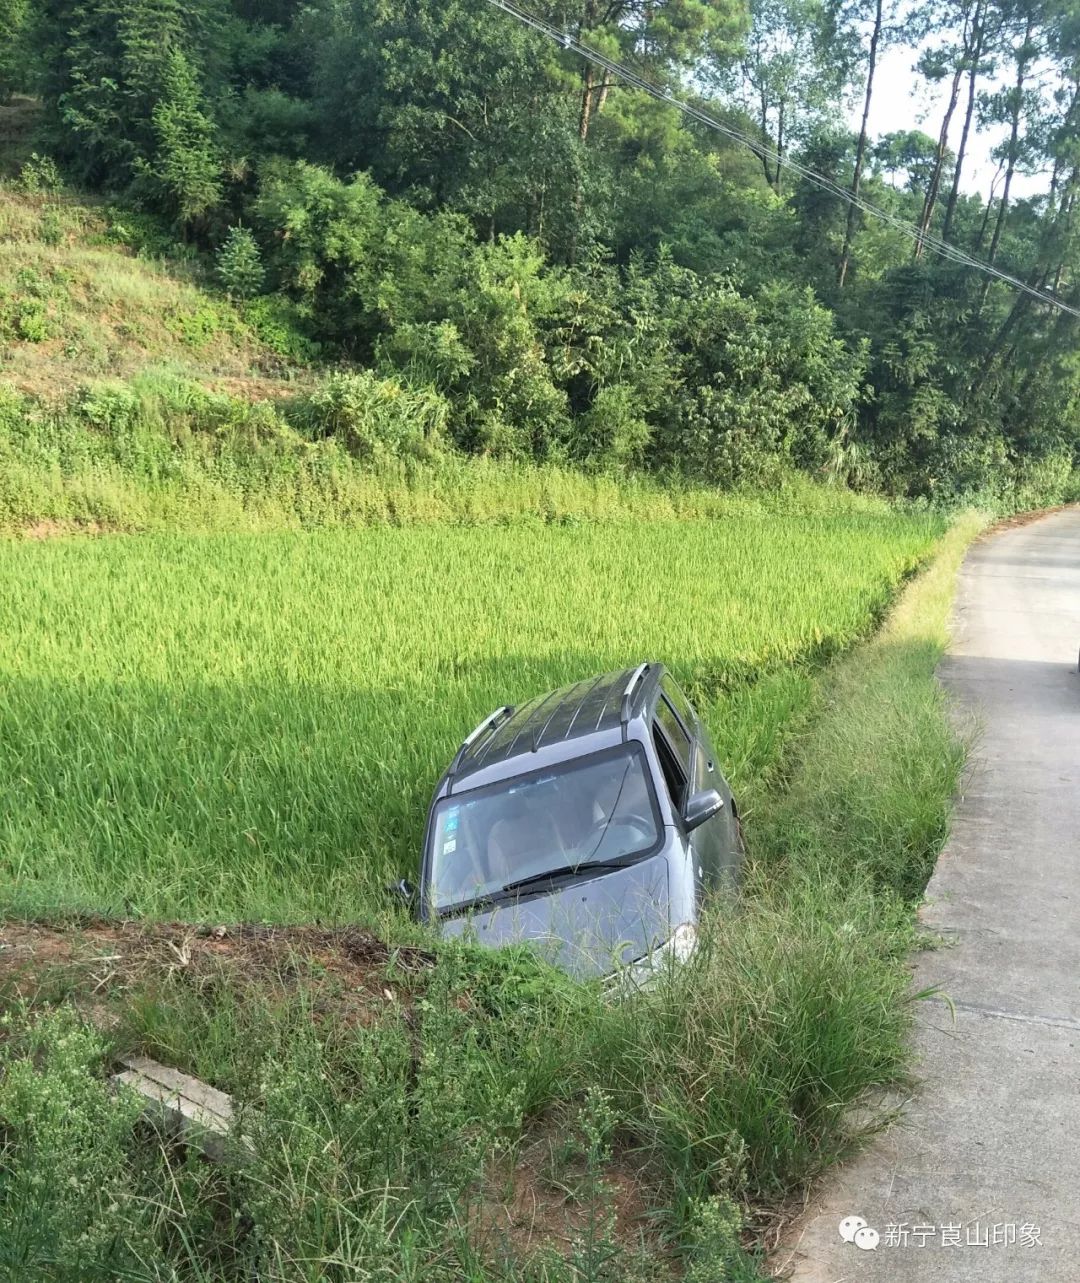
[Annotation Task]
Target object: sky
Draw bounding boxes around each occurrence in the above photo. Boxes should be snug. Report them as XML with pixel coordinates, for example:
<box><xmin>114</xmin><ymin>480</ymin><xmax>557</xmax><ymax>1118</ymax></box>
<box><xmin>851</xmin><ymin>41</ymin><xmax>1050</xmax><ymax>200</ymax></box>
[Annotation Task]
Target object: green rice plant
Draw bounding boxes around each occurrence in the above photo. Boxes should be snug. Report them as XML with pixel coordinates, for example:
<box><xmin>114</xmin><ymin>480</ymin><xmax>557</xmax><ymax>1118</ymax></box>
<box><xmin>0</xmin><ymin>510</ymin><xmax>942</xmax><ymax>922</ymax></box>
<box><xmin>751</xmin><ymin>513</ymin><xmax>984</xmax><ymax>899</ymax></box>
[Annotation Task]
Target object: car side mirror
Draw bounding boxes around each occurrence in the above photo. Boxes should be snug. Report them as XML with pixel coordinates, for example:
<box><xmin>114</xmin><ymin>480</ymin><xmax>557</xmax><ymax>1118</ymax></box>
<box><xmin>683</xmin><ymin>788</ymin><xmax>724</xmax><ymax>833</ymax></box>
<box><xmin>387</xmin><ymin>877</ymin><xmax>417</xmax><ymax>906</ymax></box>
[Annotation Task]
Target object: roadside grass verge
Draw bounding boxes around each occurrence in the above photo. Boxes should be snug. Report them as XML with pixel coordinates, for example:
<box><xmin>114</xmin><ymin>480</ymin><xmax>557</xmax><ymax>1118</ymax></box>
<box><xmin>0</xmin><ymin>514</ymin><xmax>985</xmax><ymax>1281</ymax></box>
<box><xmin>512</xmin><ymin>515</ymin><xmax>990</xmax><ymax>1241</ymax></box>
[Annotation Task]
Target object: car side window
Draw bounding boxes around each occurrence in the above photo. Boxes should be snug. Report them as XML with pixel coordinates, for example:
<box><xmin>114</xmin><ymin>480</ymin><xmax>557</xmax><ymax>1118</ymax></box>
<box><xmin>655</xmin><ymin>695</ymin><xmax>692</xmax><ymax>776</ymax></box>
<box><xmin>660</xmin><ymin>675</ymin><xmax>696</xmax><ymax>730</ymax></box>
<box><xmin>653</xmin><ymin>695</ymin><xmax>692</xmax><ymax>812</ymax></box>
<box><xmin>652</xmin><ymin>725</ymin><xmax>687</xmax><ymax>812</ymax></box>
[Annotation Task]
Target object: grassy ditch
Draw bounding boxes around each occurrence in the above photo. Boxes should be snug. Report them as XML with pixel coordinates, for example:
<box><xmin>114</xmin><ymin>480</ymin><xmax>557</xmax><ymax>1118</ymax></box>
<box><xmin>0</xmin><ymin>514</ymin><xmax>985</xmax><ymax>1281</ymax></box>
<box><xmin>753</xmin><ymin>510</ymin><xmax>988</xmax><ymax>899</ymax></box>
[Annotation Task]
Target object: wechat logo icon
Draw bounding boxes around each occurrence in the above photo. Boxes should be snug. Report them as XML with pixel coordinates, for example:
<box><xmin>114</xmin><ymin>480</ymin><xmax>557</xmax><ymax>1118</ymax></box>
<box><xmin>839</xmin><ymin>1216</ymin><xmax>880</xmax><ymax>1250</ymax></box>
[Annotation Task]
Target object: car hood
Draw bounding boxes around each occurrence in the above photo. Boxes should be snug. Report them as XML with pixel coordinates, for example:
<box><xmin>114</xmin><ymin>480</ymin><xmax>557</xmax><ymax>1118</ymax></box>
<box><xmin>436</xmin><ymin>854</ymin><xmax>671</xmax><ymax>979</ymax></box>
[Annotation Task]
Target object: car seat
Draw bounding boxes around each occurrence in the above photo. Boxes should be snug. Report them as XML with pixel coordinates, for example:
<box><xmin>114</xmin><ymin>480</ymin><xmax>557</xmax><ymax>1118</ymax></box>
<box><xmin>486</xmin><ymin>799</ymin><xmax>563</xmax><ymax>885</ymax></box>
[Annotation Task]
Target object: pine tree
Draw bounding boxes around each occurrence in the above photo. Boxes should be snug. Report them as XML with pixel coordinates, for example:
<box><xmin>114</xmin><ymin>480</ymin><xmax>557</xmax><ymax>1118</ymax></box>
<box><xmin>118</xmin><ymin>0</ymin><xmax>187</xmax><ymax>136</ymax></box>
<box><xmin>144</xmin><ymin>47</ymin><xmax>222</xmax><ymax>228</ymax></box>
<box><xmin>0</xmin><ymin>0</ymin><xmax>31</xmax><ymax>100</ymax></box>
<box><xmin>36</xmin><ymin>0</ymin><xmax>130</xmax><ymax>181</ymax></box>
<box><xmin>216</xmin><ymin>226</ymin><xmax>265</xmax><ymax>298</ymax></box>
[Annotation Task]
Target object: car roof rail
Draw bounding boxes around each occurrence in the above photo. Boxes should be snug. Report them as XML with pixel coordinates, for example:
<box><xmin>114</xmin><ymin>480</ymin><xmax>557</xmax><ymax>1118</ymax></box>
<box><xmin>448</xmin><ymin>705</ymin><xmax>514</xmax><ymax>781</ymax></box>
<box><xmin>620</xmin><ymin>663</ymin><xmax>650</xmax><ymax>736</ymax></box>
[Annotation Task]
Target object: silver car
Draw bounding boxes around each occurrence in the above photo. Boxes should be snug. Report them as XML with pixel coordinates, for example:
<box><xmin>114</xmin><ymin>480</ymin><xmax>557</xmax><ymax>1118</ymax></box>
<box><xmin>415</xmin><ymin>664</ymin><xmax>743</xmax><ymax>980</ymax></box>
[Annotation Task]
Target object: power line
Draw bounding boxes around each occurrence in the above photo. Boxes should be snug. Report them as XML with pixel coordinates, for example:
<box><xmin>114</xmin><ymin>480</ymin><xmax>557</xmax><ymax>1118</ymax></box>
<box><xmin>482</xmin><ymin>0</ymin><xmax>1080</xmax><ymax>319</ymax></box>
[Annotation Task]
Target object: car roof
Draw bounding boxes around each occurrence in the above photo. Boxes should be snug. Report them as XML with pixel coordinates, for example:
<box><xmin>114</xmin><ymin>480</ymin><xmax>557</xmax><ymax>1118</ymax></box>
<box><xmin>446</xmin><ymin>663</ymin><xmax>664</xmax><ymax>791</ymax></box>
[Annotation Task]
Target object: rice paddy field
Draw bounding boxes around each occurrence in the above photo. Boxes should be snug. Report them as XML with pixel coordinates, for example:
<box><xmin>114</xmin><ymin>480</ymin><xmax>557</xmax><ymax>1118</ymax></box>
<box><xmin>0</xmin><ymin>510</ymin><xmax>945</xmax><ymax>922</ymax></box>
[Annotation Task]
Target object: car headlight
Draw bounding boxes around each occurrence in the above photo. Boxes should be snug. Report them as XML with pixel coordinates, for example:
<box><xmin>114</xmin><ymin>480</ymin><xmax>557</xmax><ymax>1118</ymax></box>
<box><xmin>608</xmin><ymin>922</ymin><xmax>698</xmax><ymax>993</ymax></box>
<box><xmin>666</xmin><ymin>921</ymin><xmax>698</xmax><ymax>963</ymax></box>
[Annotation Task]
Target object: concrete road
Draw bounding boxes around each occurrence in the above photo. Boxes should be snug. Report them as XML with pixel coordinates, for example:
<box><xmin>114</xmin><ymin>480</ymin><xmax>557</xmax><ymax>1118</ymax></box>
<box><xmin>779</xmin><ymin>508</ymin><xmax>1080</xmax><ymax>1283</ymax></box>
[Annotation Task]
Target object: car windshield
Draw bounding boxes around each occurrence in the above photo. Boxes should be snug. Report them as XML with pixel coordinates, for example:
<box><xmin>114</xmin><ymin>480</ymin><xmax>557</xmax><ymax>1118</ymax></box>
<box><xmin>429</xmin><ymin>746</ymin><xmax>661</xmax><ymax>912</ymax></box>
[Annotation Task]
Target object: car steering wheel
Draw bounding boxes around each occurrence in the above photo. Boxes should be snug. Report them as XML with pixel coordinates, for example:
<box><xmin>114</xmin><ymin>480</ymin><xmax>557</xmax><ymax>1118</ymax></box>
<box><xmin>581</xmin><ymin>814</ymin><xmax>654</xmax><ymax>854</ymax></box>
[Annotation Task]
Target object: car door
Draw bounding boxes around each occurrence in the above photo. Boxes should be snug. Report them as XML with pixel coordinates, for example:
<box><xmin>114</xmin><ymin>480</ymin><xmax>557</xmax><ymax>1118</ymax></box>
<box><xmin>661</xmin><ymin>675</ymin><xmax>739</xmax><ymax>887</ymax></box>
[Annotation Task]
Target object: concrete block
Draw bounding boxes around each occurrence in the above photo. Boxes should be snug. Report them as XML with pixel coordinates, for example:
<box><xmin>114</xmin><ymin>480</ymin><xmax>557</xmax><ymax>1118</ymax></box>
<box><xmin>113</xmin><ymin>1055</ymin><xmax>251</xmax><ymax>1163</ymax></box>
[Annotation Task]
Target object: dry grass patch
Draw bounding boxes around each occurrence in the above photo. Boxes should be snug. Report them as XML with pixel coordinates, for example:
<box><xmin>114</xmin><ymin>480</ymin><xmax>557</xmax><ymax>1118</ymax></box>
<box><xmin>0</xmin><ymin>915</ymin><xmax>435</xmax><ymax>1028</ymax></box>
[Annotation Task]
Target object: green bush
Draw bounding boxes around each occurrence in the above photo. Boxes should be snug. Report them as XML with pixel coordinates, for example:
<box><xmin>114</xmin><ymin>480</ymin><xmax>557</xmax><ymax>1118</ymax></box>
<box><xmin>0</xmin><ymin>1007</ymin><xmax>151</xmax><ymax>1279</ymax></box>
<box><xmin>39</xmin><ymin>207</ymin><xmax>64</xmax><ymax>245</ymax></box>
<box><xmin>12</xmin><ymin>300</ymin><xmax>49</xmax><ymax>341</ymax></box>
<box><xmin>243</xmin><ymin>294</ymin><xmax>319</xmax><ymax>364</ymax></box>
<box><xmin>293</xmin><ymin>370</ymin><xmax>450</xmax><ymax>461</ymax></box>
<box><xmin>102</xmin><ymin>206</ymin><xmax>182</xmax><ymax>258</ymax></box>
<box><xmin>17</xmin><ymin>152</ymin><xmax>63</xmax><ymax>195</ymax></box>
<box><xmin>577</xmin><ymin>384</ymin><xmax>652</xmax><ymax>472</ymax></box>
<box><xmin>1009</xmin><ymin>449</ymin><xmax>1074</xmax><ymax>511</ymax></box>
<box><xmin>0</xmin><ymin>369</ymin><xmax>922</xmax><ymax>538</ymax></box>
<box><xmin>74</xmin><ymin>380</ymin><xmax>138</xmax><ymax>430</ymax></box>
<box><xmin>165</xmin><ymin>301</ymin><xmax>230</xmax><ymax>348</ymax></box>
<box><xmin>650</xmin><ymin>281</ymin><xmax>865</xmax><ymax>487</ymax></box>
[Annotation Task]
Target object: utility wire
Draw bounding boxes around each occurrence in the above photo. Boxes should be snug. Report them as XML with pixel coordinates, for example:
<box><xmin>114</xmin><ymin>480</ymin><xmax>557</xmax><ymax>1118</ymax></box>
<box><xmin>482</xmin><ymin>0</ymin><xmax>1080</xmax><ymax>319</ymax></box>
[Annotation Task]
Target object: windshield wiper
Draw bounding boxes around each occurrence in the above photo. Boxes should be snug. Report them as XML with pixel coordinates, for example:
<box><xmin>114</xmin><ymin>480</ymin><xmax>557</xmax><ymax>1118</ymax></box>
<box><xmin>436</xmin><ymin>852</ymin><xmax>648</xmax><ymax>917</ymax></box>
<box><xmin>498</xmin><ymin>858</ymin><xmax>634</xmax><ymax>896</ymax></box>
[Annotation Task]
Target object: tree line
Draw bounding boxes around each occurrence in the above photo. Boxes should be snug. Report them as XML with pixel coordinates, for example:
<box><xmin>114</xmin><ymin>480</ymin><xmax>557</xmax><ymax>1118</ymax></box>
<box><xmin>4</xmin><ymin>0</ymin><xmax>1080</xmax><ymax>500</ymax></box>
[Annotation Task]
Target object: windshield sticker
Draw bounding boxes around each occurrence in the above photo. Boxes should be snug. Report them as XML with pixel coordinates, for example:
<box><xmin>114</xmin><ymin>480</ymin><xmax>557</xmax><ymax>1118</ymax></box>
<box><xmin>442</xmin><ymin>838</ymin><xmax>457</xmax><ymax>855</ymax></box>
<box><xmin>444</xmin><ymin>810</ymin><xmax>459</xmax><ymax>833</ymax></box>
